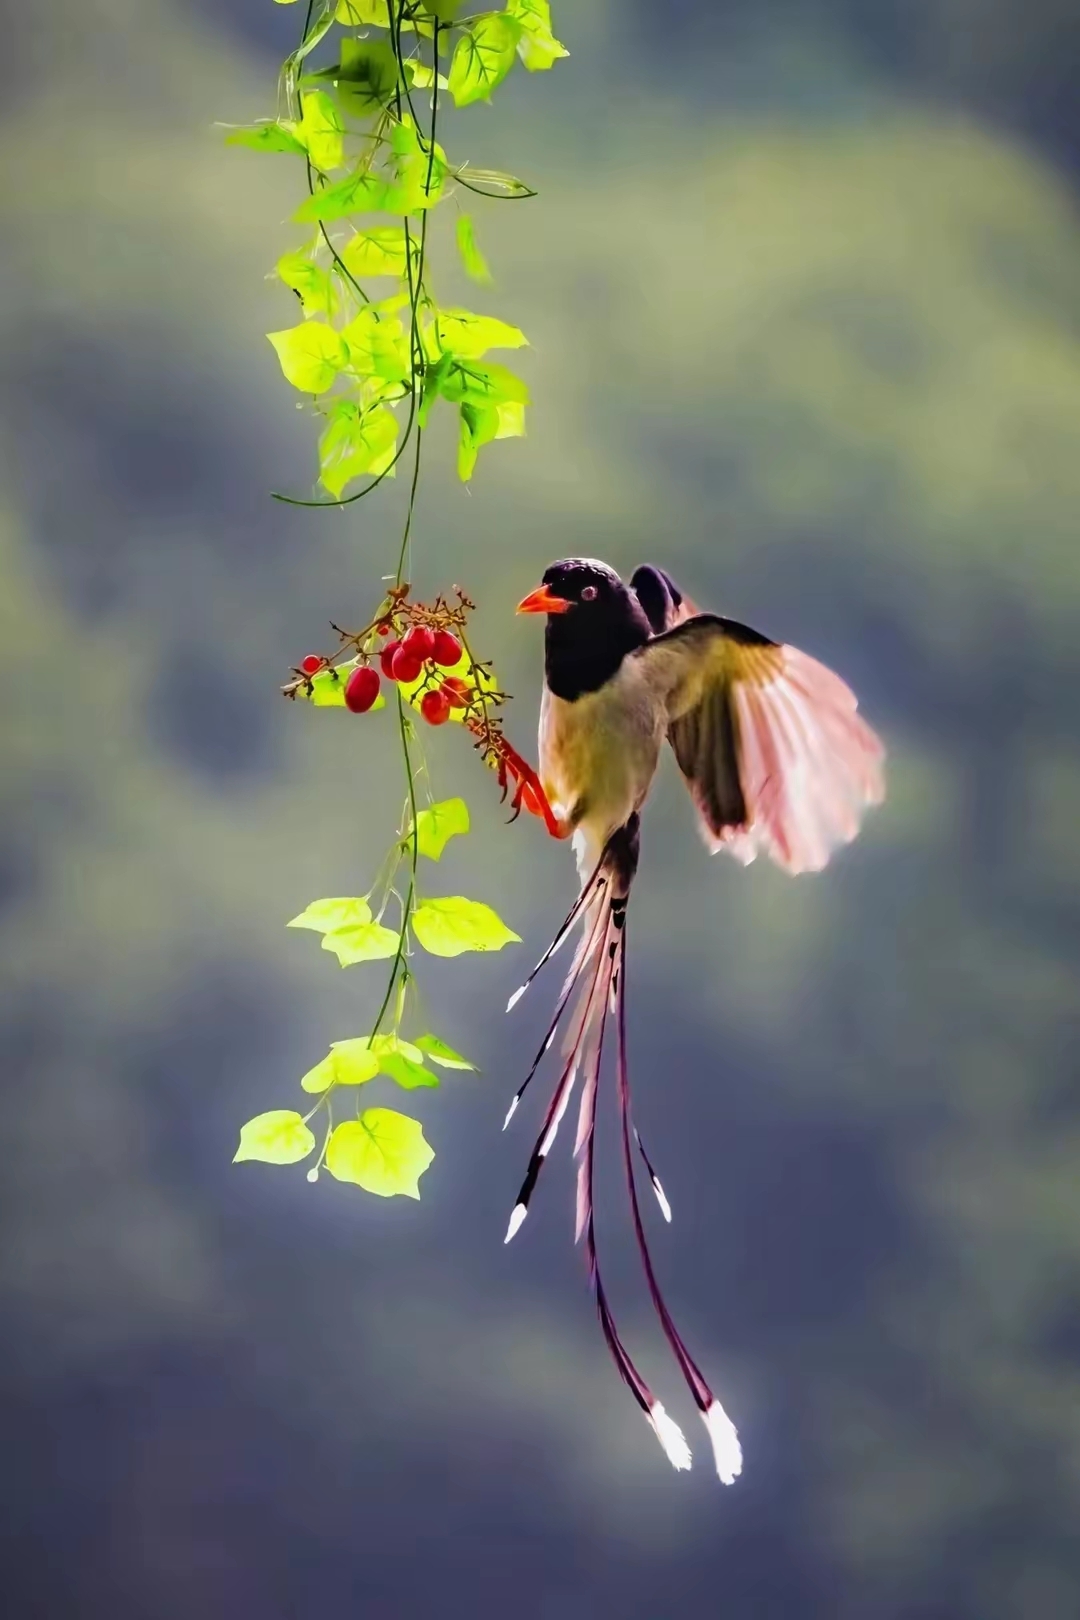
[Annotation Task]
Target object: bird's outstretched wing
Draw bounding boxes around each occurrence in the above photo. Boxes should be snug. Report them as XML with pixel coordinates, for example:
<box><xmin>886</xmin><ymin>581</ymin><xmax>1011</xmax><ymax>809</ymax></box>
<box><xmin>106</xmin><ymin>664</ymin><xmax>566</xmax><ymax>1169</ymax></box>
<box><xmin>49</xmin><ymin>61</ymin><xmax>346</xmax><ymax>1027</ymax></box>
<box><xmin>632</xmin><ymin>613</ymin><xmax>885</xmax><ymax>874</ymax></box>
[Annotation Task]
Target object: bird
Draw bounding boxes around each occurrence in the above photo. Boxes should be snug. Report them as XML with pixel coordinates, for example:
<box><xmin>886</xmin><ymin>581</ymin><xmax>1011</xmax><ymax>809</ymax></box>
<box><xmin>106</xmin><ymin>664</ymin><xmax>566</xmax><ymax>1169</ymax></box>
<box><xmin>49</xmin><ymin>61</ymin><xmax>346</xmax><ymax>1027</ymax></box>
<box><xmin>502</xmin><ymin>557</ymin><xmax>885</xmax><ymax>1481</ymax></box>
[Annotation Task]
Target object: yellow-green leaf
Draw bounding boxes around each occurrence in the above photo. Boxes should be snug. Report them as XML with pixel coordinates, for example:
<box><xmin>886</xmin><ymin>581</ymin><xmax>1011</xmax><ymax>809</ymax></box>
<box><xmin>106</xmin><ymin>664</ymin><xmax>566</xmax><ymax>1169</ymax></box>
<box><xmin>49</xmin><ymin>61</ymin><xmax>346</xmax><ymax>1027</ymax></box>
<box><xmin>234</xmin><ymin>1110</ymin><xmax>315</xmax><ymax>1164</ymax></box>
<box><xmin>319</xmin><ymin>401</ymin><xmax>399</xmax><ymax>497</ymax></box>
<box><xmin>335</xmin><ymin>0</ymin><xmax>432</xmax><ymax>29</ymax></box>
<box><xmin>411</xmin><ymin>798</ymin><xmax>470</xmax><ymax>861</ymax></box>
<box><xmin>495</xmin><ymin>399</ymin><xmax>526</xmax><ymax>439</ymax></box>
<box><xmin>276</xmin><ymin>248</ymin><xmax>336</xmax><ymax>318</ymax></box>
<box><xmin>298</xmin><ymin>90</ymin><xmax>345</xmax><ymax>171</ymax></box>
<box><xmin>456</xmin><ymin>396</ymin><xmax>527</xmax><ymax>481</ymax></box>
<box><xmin>448</xmin><ymin>14</ymin><xmax>521</xmax><ymax>106</ymax></box>
<box><xmin>300</xmin><ymin>1034</ymin><xmax>427</xmax><ymax>1095</ymax></box>
<box><xmin>306</xmin><ymin>666</ymin><xmax>348</xmax><ymax>705</ymax></box>
<box><xmin>457</xmin><ymin>401</ymin><xmax>499</xmax><ymax>481</ymax></box>
<box><xmin>432</xmin><ymin>309</ymin><xmax>527</xmax><ymax>360</ymax></box>
<box><xmin>335</xmin><ymin>0</ymin><xmax>388</xmax><ymax>21</ymax></box>
<box><xmin>296</xmin><ymin>1030</ymin><xmax>443</xmax><ymax>1095</ymax></box>
<box><xmin>336</xmin><ymin>38</ymin><xmax>399</xmax><ymax>117</ymax></box>
<box><xmin>421</xmin><ymin>0</ymin><xmax>461</xmax><ymax>20</ymax></box>
<box><xmin>380</xmin><ymin>1052</ymin><xmax>440</xmax><ymax>1090</ymax></box>
<box><xmin>322</xmin><ymin>918</ymin><xmax>401</xmax><ymax>965</ymax></box>
<box><xmin>372</xmin><ymin>291</ymin><xmax>411</xmax><ymax>317</ymax></box>
<box><xmin>294</xmin><ymin>168</ymin><xmax>391</xmax><ymax>225</ymax></box>
<box><xmin>331</xmin><ymin>1041</ymin><xmax>387</xmax><ymax>1083</ymax></box>
<box><xmin>336</xmin><ymin>1033</ymin><xmax>424</xmax><ymax>1065</ymax></box>
<box><xmin>389</xmin><ymin>119</ymin><xmax>447</xmax><ymax>211</ymax></box>
<box><xmin>415</xmin><ymin>1033</ymin><xmax>476</xmax><ymax>1070</ymax></box>
<box><xmin>438</xmin><ymin>359</ymin><xmax>530</xmax><ymax>409</ymax></box>
<box><xmin>288</xmin><ymin>897</ymin><xmax>373</xmax><ymax>934</ymax></box>
<box><xmin>455</xmin><ymin>214</ymin><xmax>492</xmax><ymax>284</ymax></box>
<box><xmin>506</xmin><ymin>0</ymin><xmax>568</xmax><ymax>70</ymax></box>
<box><xmin>325</xmin><ymin>1109</ymin><xmax>435</xmax><ymax>1197</ymax></box>
<box><xmin>267</xmin><ymin>321</ymin><xmax>347</xmax><ymax>393</ymax></box>
<box><xmin>300</xmin><ymin>1054</ymin><xmax>336</xmax><ymax>1093</ymax></box>
<box><xmin>404</xmin><ymin>60</ymin><xmax>450</xmax><ymax>91</ymax></box>
<box><xmin>341</xmin><ymin>225</ymin><xmax>417</xmax><ymax>279</ymax></box>
<box><xmin>225</xmin><ymin>120</ymin><xmax>306</xmax><ymax>155</ymax></box>
<box><xmin>456</xmin><ymin>396</ymin><xmax>527</xmax><ymax>479</ymax></box>
<box><xmin>341</xmin><ymin>309</ymin><xmax>411</xmax><ymax>381</ymax></box>
<box><xmin>299</xmin><ymin>1055</ymin><xmax>344</xmax><ymax>1094</ymax></box>
<box><xmin>300</xmin><ymin>1042</ymin><xmax>380</xmax><ymax>1093</ymax></box>
<box><xmin>412</xmin><ymin>896</ymin><xmax>521</xmax><ymax>957</ymax></box>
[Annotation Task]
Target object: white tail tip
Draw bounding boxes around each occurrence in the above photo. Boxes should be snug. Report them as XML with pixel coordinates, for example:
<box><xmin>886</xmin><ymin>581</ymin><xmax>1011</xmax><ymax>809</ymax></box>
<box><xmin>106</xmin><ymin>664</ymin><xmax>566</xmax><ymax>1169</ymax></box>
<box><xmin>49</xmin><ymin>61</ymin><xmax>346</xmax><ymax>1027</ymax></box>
<box><xmin>651</xmin><ymin>1177</ymin><xmax>672</xmax><ymax>1223</ymax></box>
<box><xmin>502</xmin><ymin>1094</ymin><xmax>520</xmax><ymax>1130</ymax></box>
<box><xmin>503</xmin><ymin>1204</ymin><xmax>528</xmax><ymax>1244</ymax></box>
<box><xmin>506</xmin><ymin>985</ymin><xmax>527</xmax><ymax>1012</ymax></box>
<box><xmin>648</xmin><ymin>1402</ymin><xmax>692</xmax><ymax>1471</ymax></box>
<box><xmin>702</xmin><ymin>1399</ymin><xmax>743</xmax><ymax>1484</ymax></box>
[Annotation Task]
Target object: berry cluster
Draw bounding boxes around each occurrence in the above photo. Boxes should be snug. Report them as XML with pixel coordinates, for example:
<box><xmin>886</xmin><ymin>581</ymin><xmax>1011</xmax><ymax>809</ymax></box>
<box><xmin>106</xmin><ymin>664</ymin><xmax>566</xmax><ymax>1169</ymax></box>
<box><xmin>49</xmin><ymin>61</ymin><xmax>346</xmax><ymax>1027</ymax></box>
<box><xmin>373</xmin><ymin>624</ymin><xmax>466</xmax><ymax>724</ymax></box>
<box><xmin>300</xmin><ymin>626</ymin><xmax>469</xmax><ymax>723</ymax></box>
<box><xmin>284</xmin><ymin>586</ymin><xmax>565</xmax><ymax>839</ymax></box>
<box><xmin>287</xmin><ymin>587</ymin><xmax>476</xmax><ymax>727</ymax></box>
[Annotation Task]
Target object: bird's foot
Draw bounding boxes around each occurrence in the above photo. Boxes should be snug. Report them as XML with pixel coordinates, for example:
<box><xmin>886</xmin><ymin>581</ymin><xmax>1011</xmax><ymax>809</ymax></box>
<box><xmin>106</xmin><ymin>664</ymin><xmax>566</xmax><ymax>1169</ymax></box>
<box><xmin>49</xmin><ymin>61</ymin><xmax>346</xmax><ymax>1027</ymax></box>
<box><xmin>497</xmin><ymin>741</ymin><xmax>567</xmax><ymax>840</ymax></box>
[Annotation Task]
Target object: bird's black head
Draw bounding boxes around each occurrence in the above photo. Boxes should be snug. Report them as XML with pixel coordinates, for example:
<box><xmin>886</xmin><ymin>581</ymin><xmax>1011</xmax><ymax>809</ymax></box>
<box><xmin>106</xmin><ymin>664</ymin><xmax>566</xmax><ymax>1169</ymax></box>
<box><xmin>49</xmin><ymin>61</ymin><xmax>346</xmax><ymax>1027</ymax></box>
<box><xmin>517</xmin><ymin>558</ymin><xmax>651</xmax><ymax>701</ymax></box>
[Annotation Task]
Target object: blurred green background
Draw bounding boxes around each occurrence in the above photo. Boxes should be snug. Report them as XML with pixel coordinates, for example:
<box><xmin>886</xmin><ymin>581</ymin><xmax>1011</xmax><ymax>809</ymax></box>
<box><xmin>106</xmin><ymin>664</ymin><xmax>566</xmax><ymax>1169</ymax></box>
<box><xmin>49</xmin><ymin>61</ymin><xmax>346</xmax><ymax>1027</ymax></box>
<box><xmin>3</xmin><ymin>0</ymin><xmax>1080</xmax><ymax>1614</ymax></box>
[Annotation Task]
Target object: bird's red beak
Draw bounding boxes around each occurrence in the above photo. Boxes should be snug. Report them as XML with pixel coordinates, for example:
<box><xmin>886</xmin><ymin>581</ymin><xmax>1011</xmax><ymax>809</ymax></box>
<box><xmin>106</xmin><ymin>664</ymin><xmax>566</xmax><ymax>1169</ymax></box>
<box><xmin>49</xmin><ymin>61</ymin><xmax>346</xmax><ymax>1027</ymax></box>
<box><xmin>516</xmin><ymin>584</ymin><xmax>572</xmax><ymax>615</ymax></box>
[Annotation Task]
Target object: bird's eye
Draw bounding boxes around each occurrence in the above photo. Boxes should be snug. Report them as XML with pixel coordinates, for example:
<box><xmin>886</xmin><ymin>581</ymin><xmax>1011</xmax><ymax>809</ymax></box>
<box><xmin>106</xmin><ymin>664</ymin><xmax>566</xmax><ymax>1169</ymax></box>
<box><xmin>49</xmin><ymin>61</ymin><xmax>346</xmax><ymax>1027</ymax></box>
<box><xmin>581</xmin><ymin>585</ymin><xmax>598</xmax><ymax>602</ymax></box>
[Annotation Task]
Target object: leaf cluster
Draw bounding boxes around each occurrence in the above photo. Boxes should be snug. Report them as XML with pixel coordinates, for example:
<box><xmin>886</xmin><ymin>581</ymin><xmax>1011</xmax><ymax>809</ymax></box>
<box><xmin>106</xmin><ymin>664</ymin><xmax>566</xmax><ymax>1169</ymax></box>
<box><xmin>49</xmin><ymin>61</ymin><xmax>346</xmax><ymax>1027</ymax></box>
<box><xmin>228</xmin><ymin>2</ymin><xmax>564</xmax><ymax>1200</ymax></box>
<box><xmin>227</xmin><ymin>0</ymin><xmax>567</xmax><ymax>501</ymax></box>
<box><xmin>235</xmin><ymin>794</ymin><xmax>518</xmax><ymax>1195</ymax></box>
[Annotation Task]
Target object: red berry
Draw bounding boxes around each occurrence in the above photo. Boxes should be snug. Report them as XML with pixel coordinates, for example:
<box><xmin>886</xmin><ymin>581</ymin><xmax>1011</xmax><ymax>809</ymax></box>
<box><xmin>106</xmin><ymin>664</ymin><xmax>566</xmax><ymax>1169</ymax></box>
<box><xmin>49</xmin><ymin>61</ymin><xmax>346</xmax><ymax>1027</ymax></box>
<box><xmin>402</xmin><ymin>624</ymin><xmax>436</xmax><ymax>662</ymax></box>
<box><xmin>391</xmin><ymin>647</ymin><xmax>424</xmax><ymax>684</ymax></box>
<box><xmin>431</xmin><ymin>630</ymin><xmax>462</xmax><ymax>668</ymax></box>
<box><xmin>300</xmin><ymin>654</ymin><xmax>323</xmax><ymax>675</ymax></box>
<box><xmin>420</xmin><ymin>688</ymin><xmax>451</xmax><ymax>726</ymax></box>
<box><xmin>441</xmin><ymin>676</ymin><xmax>474</xmax><ymax>709</ymax></box>
<box><xmin>344</xmin><ymin>665</ymin><xmax>381</xmax><ymax>714</ymax></box>
<box><xmin>380</xmin><ymin>640</ymin><xmax>402</xmax><ymax>679</ymax></box>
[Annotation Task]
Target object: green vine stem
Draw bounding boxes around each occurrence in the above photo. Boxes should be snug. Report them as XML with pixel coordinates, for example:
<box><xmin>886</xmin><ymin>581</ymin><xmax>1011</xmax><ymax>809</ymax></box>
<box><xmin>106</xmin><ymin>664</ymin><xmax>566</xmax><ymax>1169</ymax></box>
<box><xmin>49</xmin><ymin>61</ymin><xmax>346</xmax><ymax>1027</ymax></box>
<box><xmin>226</xmin><ymin>0</ymin><xmax>568</xmax><ymax>1198</ymax></box>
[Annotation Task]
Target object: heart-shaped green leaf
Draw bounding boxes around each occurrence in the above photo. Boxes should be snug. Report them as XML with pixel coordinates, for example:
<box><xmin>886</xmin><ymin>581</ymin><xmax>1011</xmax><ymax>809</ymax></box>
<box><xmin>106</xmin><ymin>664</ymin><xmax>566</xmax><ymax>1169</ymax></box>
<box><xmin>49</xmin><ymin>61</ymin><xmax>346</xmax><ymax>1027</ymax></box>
<box><xmin>448</xmin><ymin>14</ymin><xmax>521</xmax><ymax>106</ymax></box>
<box><xmin>411</xmin><ymin>798</ymin><xmax>470</xmax><ymax>861</ymax></box>
<box><xmin>234</xmin><ymin>1110</ymin><xmax>315</xmax><ymax>1164</ymax></box>
<box><xmin>322</xmin><ymin>920</ymin><xmax>401</xmax><ymax>966</ymax></box>
<box><xmin>288</xmin><ymin>897</ymin><xmax>373</xmax><ymax>933</ymax></box>
<box><xmin>412</xmin><ymin>897</ymin><xmax>520</xmax><ymax>957</ymax></box>
<box><xmin>325</xmin><ymin>1109</ymin><xmax>435</xmax><ymax>1197</ymax></box>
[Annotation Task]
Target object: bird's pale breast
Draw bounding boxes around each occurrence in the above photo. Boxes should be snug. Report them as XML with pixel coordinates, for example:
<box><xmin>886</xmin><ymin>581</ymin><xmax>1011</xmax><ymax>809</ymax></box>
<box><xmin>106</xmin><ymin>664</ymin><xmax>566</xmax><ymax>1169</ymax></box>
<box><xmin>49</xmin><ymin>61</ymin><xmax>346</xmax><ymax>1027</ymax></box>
<box><xmin>539</xmin><ymin>660</ymin><xmax>666</xmax><ymax>871</ymax></box>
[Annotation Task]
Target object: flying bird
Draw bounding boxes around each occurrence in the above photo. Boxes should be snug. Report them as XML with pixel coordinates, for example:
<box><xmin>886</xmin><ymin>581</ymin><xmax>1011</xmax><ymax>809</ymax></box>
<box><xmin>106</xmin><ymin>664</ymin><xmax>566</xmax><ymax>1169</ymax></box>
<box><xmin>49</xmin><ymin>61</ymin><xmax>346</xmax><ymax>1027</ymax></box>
<box><xmin>504</xmin><ymin>558</ymin><xmax>885</xmax><ymax>1480</ymax></box>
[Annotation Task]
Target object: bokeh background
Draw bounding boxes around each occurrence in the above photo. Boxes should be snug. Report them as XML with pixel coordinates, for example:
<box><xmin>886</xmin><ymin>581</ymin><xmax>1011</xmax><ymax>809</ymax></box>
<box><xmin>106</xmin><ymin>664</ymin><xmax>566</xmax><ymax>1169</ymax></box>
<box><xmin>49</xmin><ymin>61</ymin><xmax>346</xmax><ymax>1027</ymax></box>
<box><xmin>4</xmin><ymin>0</ymin><xmax>1080</xmax><ymax>1614</ymax></box>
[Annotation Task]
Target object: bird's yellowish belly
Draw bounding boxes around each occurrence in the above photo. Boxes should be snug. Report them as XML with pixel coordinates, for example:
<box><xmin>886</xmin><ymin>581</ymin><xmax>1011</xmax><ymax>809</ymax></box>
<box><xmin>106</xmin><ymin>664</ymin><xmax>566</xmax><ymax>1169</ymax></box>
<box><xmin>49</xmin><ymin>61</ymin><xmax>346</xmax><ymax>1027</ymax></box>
<box><xmin>539</xmin><ymin>666</ymin><xmax>664</xmax><ymax>858</ymax></box>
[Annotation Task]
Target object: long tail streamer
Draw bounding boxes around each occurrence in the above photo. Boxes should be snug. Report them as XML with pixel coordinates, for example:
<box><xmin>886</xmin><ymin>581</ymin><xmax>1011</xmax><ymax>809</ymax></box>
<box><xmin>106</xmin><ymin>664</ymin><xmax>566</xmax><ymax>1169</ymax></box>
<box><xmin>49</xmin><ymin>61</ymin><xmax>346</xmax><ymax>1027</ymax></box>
<box><xmin>505</xmin><ymin>866</ymin><xmax>742</xmax><ymax>1480</ymax></box>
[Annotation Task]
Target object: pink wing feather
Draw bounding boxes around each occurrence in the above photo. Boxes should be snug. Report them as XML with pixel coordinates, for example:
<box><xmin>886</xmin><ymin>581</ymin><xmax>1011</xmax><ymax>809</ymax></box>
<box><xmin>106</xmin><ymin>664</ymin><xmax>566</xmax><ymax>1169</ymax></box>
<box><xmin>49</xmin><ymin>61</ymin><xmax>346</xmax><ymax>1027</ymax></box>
<box><xmin>638</xmin><ymin>615</ymin><xmax>884</xmax><ymax>875</ymax></box>
<box><xmin>719</xmin><ymin>646</ymin><xmax>884</xmax><ymax>874</ymax></box>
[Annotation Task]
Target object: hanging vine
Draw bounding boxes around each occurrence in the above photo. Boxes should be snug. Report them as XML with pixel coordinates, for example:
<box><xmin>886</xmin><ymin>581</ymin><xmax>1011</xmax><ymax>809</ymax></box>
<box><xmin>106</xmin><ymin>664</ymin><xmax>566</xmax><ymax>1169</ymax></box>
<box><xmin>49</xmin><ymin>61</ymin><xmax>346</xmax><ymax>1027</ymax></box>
<box><xmin>226</xmin><ymin>0</ymin><xmax>568</xmax><ymax>1197</ymax></box>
